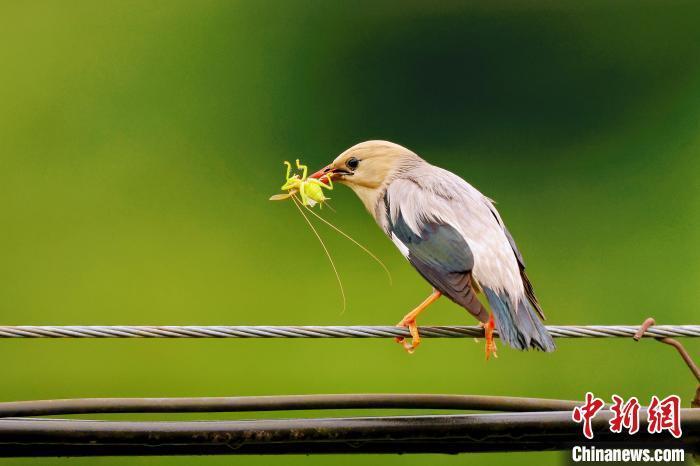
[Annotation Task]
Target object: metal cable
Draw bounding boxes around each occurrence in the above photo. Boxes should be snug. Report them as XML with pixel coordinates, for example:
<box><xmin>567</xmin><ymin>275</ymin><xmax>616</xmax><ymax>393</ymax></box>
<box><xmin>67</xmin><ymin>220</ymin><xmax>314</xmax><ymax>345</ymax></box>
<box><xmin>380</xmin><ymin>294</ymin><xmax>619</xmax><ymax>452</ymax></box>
<box><xmin>1</xmin><ymin>410</ymin><xmax>698</xmax><ymax>457</ymax></box>
<box><xmin>0</xmin><ymin>325</ymin><xmax>697</xmax><ymax>338</ymax></box>
<box><xmin>0</xmin><ymin>394</ymin><xmax>582</xmax><ymax>418</ymax></box>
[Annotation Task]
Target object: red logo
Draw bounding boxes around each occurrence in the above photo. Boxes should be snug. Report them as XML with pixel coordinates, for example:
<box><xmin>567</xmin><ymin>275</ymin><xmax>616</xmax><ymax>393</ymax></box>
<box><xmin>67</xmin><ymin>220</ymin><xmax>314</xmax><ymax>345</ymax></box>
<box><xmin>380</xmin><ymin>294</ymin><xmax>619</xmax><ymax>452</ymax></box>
<box><xmin>572</xmin><ymin>393</ymin><xmax>682</xmax><ymax>439</ymax></box>
<box><xmin>647</xmin><ymin>395</ymin><xmax>682</xmax><ymax>438</ymax></box>
<box><xmin>572</xmin><ymin>392</ymin><xmax>605</xmax><ymax>439</ymax></box>
<box><xmin>609</xmin><ymin>395</ymin><xmax>640</xmax><ymax>435</ymax></box>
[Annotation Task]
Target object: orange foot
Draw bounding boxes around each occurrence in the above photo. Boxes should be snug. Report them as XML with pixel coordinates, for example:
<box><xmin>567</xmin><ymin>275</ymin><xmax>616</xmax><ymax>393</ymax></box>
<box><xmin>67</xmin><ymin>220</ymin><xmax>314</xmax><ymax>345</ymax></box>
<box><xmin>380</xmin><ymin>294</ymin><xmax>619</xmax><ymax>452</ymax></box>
<box><xmin>395</xmin><ymin>317</ymin><xmax>421</xmax><ymax>354</ymax></box>
<box><xmin>481</xmin><ymin>313</ymin><xmax>498</xmax><ymax>360</ymax></box>
<box><xmin>395</xmin><ymin>290</ymin><xmax>442</xmax><ymax>354</ymax></box>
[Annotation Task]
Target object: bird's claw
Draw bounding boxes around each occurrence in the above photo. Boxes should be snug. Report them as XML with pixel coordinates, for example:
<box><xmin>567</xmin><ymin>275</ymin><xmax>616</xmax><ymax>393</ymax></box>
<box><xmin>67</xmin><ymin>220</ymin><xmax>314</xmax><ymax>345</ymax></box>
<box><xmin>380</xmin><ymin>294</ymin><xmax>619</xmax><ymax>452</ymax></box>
<box><xmin>395</xmin><ymin>318</ymin><xmax>421</xmax><ymax>354</ymax></box>
<box><xmin>481</xmin><ymin>316</ymin><xmax>498</xmax><ymax>360</ymax></box>
<box><xmin>485</xmin><ymin>338</ymin><xmax>498</xmax><ymax>360</ymax></box>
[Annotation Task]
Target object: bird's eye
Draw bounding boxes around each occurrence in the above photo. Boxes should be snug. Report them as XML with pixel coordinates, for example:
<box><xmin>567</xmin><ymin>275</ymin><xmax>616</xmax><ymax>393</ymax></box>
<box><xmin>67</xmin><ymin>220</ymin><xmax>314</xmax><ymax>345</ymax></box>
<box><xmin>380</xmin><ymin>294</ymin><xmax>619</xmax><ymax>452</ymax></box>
<box><xmin>346</xmin><ymin>157</ymin><xmax>360</xmax><ymax>170</ymax></box>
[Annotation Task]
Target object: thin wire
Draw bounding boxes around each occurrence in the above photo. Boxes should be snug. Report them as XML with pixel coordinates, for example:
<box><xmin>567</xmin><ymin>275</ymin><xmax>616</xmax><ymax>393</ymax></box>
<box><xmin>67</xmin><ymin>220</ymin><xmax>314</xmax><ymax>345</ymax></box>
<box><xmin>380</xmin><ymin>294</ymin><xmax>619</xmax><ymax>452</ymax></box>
<box><xmin>0</xmin><ymin>325</ymin><xmax>697</xmax><ymax>338</ymax></box>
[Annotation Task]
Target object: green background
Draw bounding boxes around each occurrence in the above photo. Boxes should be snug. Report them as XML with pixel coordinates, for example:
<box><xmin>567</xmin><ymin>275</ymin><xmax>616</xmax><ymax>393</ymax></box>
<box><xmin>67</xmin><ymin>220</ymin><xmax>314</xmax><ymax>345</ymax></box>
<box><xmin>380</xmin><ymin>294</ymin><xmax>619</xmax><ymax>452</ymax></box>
<box><xmin>1</xmin><ymin>1</ymin><xmax>699</xmax><ymax>464</ymax></box>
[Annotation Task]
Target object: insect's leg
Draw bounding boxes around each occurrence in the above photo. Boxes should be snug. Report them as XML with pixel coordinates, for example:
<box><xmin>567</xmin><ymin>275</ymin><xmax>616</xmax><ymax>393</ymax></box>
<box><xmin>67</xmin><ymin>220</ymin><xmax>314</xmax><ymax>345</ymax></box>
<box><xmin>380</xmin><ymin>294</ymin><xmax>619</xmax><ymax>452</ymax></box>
<box><xmin>323</xmin><ymin>174</ymin><xmax>333</xmax><ymax>190</ymax></box>
<box><xmin>307</xmin><ymin>178</ymin><xmax>333</xmax><ymax>191</ymax></box>
<box><xmin>281</xmin><ymin>162</ymin><xmax>297</xmax><ymax>190</ymax></box>
<box><xmin>296</xmin><ymin>159</ymin><xmax>308</xmax><ymax>181</ymax></box>
<box><xmin>299</xmin><ymin>181</ymin><xmax>309</xmax><ymax>206</ymax></box>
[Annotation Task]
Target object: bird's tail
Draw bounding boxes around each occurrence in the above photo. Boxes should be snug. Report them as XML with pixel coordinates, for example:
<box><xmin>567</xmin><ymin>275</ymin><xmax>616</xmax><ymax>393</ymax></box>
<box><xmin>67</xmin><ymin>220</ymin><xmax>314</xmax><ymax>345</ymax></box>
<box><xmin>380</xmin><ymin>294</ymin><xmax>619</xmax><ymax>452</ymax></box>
<box><xmin>483</xmin><ymin>287</ymin><xmax>555</xmax><ymax>352</ymax></box>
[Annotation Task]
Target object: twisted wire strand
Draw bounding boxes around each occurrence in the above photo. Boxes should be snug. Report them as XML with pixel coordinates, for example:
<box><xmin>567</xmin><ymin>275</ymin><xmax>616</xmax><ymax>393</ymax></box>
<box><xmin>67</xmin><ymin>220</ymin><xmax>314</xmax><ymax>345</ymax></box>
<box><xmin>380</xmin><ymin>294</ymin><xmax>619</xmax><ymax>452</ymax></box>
<box><xmin>0</xmin><ymin>325</ymin><xmax>697</xmax><ymax>338</ymax></box>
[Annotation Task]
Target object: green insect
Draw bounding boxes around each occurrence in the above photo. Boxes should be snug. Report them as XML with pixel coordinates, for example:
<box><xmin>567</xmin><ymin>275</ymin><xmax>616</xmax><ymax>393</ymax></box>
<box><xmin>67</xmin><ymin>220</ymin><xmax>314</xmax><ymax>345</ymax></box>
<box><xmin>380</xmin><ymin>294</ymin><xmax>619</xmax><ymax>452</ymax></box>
<box><xmin>270</xmin><ymin>158</ymin><xmax>391</xmax><ymax>312</ymax></box>
<box><xmin>269</xmin><ymin>159</ymin><xmax>333</xmax><ymax>207</ymax></box>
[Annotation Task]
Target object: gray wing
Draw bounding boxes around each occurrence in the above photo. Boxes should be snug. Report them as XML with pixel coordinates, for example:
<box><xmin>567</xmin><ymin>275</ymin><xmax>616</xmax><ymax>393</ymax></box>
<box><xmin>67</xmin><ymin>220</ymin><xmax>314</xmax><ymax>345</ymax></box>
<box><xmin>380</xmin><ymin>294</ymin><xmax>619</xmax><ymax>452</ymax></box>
<box><xmin>487</xmin><ymin>205</ymin><xmax>546</xmax><ymax>320</ymax></box>
<box><xmin>386</xmin><ymin>196</ymin><xmax>489</xmax><ymax>323</ymax></box>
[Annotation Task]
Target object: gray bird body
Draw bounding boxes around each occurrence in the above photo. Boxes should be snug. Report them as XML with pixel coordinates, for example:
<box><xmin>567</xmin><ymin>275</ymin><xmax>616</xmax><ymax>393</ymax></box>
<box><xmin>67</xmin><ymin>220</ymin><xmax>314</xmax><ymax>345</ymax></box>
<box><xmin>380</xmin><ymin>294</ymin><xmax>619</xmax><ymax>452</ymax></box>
<box><xmin>318</xmin><ymin>141</ymin><xmax>555</xmax><ymax>352</ymax></box>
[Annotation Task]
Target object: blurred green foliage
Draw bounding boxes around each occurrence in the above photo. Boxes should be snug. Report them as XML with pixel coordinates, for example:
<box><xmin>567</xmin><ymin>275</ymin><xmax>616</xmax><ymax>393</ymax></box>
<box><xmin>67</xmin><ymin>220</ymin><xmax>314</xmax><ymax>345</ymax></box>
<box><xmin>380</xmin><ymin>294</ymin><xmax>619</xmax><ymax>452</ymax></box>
<box><xmin>1</xmin><ymin>1</ymin><xmax>699</xmax><ymax>464</ymax></box>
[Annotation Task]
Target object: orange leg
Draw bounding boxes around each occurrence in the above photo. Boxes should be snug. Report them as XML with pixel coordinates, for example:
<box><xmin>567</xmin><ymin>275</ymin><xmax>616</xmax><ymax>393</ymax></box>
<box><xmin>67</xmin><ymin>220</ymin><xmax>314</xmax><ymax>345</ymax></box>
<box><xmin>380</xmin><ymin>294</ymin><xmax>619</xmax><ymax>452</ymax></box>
<box><xmin>482</xmin><ymin>313</ymin><xmax>498</xmax><ymax>360</ymax></box>
<box><xmin>395</xmin><ymin>290</ymin><xmax>442</xmax><ymax>353</ymax></box>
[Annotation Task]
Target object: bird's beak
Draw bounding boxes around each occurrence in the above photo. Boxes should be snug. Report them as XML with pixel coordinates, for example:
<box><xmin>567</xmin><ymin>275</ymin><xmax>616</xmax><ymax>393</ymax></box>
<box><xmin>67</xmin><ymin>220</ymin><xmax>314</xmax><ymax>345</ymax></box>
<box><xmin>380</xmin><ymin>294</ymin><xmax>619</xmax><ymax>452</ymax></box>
<box><xmin>310</xmin><ymin>164</ymin><xmax>341</xmax><ymax>185</ymax></box>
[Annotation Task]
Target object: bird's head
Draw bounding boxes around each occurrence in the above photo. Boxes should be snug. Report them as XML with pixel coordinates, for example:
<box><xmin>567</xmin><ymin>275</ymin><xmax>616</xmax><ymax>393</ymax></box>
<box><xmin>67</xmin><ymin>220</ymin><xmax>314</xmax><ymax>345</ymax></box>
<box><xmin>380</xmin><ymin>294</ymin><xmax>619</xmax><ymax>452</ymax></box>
<box><xmin>311</xmin><ymin>140</ymin><xmax>419</xmax><ymax>191</ymax></box>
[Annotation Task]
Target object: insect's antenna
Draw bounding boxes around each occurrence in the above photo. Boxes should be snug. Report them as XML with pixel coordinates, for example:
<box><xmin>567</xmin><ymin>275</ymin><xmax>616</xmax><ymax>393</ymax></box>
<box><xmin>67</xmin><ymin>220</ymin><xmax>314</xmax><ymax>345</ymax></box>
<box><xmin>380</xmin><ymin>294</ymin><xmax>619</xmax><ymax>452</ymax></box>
<box><xmin>291</xmin><ymin>194</ymin><xmax>347</xmax><ymax>313</ymax></box>
<box><xmin>302</xmin><ymin>204</ymin><xmax>393</xmax><ymax>285</ymax></box>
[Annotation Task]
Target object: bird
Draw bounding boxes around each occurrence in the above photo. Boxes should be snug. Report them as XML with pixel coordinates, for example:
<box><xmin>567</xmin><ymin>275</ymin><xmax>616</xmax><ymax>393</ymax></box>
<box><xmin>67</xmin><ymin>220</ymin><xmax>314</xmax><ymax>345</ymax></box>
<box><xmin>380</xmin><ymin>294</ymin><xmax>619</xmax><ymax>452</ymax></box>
<box><xmin>309</xmin><ymin>140</ymin><xmax>555</xmax><ymax>359</ymax></box>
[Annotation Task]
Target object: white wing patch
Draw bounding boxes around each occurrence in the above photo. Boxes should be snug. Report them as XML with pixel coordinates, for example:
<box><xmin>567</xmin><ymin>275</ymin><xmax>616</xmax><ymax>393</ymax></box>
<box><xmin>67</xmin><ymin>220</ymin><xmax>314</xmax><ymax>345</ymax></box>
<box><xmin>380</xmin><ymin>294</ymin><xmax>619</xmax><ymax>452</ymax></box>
<box><xmin>390</xmin><ymin>232</ymin><xmax>410</xmax><ymax>258</ymax></box>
